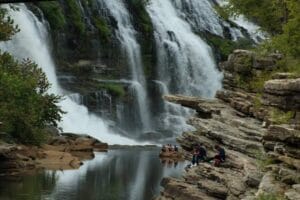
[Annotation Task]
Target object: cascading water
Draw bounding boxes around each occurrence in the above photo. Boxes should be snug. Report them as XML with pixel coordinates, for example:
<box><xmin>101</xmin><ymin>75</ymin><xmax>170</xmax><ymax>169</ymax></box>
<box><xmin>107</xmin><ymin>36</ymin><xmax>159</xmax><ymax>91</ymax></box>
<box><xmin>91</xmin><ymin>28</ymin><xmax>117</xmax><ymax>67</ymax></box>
<box><xmin>152</xmin><ymin>80</ymin><xmax>195</xmax><ymax>135</ymax></box>
<box><xmin>147</xmin><ymin>0</ymin><xmax>223</xmax><ymax>97</ymax></box>
<box><xmin>215</xmin><ymin>0</ymin><xmax>267</xmax><ymax>42</ymax></box>
<box><xmin>0</xmin><ymin>4</ymin><xmax>138</xmax><ymax>145</ymax></box>
<box><xmin>98</xmin><ymin>0</ymin><xmax>152</xmax><ymax>133</ymax></box>
<box><xmin>173</xmin><ymin>0</ymin><xmax>224</xmax><ymax>37</ymax></box>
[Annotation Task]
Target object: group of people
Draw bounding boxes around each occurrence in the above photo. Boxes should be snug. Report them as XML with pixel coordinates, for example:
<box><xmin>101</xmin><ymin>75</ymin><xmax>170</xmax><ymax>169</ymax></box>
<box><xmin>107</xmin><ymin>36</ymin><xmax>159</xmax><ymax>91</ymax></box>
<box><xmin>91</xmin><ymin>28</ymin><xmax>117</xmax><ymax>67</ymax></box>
<box><xmin>161</xmin><ymin>144</ymin><xmax>178</xmax><ymax>152</ymax></box>
<box><xmin>191</xmin><ymin>144</ymin><xmax>226</xmax><ymax>167</ymax></box>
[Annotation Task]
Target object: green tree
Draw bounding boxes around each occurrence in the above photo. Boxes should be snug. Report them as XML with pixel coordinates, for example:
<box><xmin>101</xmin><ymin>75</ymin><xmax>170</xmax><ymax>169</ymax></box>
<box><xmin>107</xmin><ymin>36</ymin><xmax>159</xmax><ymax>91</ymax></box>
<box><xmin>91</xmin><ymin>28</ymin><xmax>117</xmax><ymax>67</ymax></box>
<box><xmin>0</xmin><ymin>8</ymin><xmax>19</xmax><ymax>41</ymax></box>
<box><xmin>0</xmin><ymin>8</ymin><xmax>64</xmax><ymax>145</ymax></box>
<box><xmin>0</xmin><ymin>53</ymin><xmax>64</xmax><ymax>144</ymax></box>
<box><xmin>226</xmin><ymin>0</ymin><xmax>300</xmax><ymax>58</ymax></box>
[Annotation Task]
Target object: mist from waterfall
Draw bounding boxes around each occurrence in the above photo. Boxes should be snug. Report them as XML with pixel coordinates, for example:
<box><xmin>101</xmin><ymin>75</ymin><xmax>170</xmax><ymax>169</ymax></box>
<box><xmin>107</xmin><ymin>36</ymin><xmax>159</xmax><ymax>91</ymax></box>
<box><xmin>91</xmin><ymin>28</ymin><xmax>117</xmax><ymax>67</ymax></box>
<box><xmin>147</xmin><ymin>0</ymin><xmax>223</xmax><ymax>97</ymax></box>
<box><xmin>0</xmin><ymin>4</ymin><xmax>138</xmax><ymax>145</ymax></box>
<box><xmin>98</xmin><ymin>0</ymin><xmax>152</xmax><ymax>133</ymax></box>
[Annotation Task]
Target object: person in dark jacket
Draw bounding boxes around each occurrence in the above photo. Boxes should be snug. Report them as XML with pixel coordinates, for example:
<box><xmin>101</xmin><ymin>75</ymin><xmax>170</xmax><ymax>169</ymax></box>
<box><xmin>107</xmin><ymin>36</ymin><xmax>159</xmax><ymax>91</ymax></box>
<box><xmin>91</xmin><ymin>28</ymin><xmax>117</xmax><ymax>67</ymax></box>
<box><xmin>197</xmin><ymin>144</ymin><xmax>207</xmax><ymax>162</ymax></box>
<box><xmin>214</xmin><ymin>145</ymin><xmax>226</xmax><ymax>167</ymax></box>
<box><xmin>191</xmin><ymin>144</ymin><xmax>207</xmax><ymax>166</ymax></box>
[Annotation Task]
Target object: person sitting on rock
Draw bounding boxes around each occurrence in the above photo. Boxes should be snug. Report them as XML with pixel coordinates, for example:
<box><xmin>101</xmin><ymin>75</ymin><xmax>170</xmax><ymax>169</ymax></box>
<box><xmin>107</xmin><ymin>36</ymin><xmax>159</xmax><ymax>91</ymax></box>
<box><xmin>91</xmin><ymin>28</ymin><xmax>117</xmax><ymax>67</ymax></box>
<box><xmin>191</xmin><ymin>146</ymin><xmax>200</xmax><ymax>166</ymax></box>
<box><xmin>197</xmin><ymin>144</ymin><xmax>207</xmax><ymax>162</ymax></box>
<box><xmin>174</xmin><ymin>145</ymin><xmax>178</xmax><ymax>152</ymax></box>
<box><xmin>168</xmin><ymin>144</ymin><xmax>173</xmax><ymax>152</ymax></box>
<box><xmin>213</xmin><ymin>145</ymin><xmax>226</xmax><ymax>167</ymax></box>
<box><xmin>161</xmin><ymin>145</ymin><xmax>167</xmax><ymax>152</ymax></box>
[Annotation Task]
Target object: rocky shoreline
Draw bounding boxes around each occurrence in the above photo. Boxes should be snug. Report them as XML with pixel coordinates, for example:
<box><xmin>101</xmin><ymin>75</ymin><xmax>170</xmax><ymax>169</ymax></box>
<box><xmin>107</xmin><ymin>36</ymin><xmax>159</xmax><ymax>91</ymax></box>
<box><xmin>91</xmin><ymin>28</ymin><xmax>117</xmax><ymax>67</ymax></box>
<box><xmin>156</xmin><ymin>50</ymin><xmax>300</xmax><ymax>200</ymax></box>
<box><xmin>0</xmin><ymin>133</ymin><xmax>108</xmax><ymax>176</ymax></box>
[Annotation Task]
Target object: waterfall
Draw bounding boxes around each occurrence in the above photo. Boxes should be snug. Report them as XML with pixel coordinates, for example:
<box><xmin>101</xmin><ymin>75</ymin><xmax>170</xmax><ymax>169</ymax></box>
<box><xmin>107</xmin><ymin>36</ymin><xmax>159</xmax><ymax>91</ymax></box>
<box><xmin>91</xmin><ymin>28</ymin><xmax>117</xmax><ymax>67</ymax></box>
<box><xmin>147</xmin><ymin>0</ymin><xmax>223</xmax><ymax>98</ymax></box>
<box><xmin>173</xmin><ymin>0</ymin><xmax>224</xmax><ymax>37</ymax></box>
<box><xmin>215</xmin><ymin>0</ymin><xmax>267</xmax><ymax>43</ymax></box>
<box><xmin>153</xmin><ymin>80</ymin><xmax>195</xmax><ymax>134</ymax></box>
<box><xmin>98</xmin><ymin>0</ymin><xmax>152</xmax><ymax>133</ymax></box>
<box><xmin>0</xmin><ymin>4</ymin><xmax>138</xmax><ymax>145</ymax></box>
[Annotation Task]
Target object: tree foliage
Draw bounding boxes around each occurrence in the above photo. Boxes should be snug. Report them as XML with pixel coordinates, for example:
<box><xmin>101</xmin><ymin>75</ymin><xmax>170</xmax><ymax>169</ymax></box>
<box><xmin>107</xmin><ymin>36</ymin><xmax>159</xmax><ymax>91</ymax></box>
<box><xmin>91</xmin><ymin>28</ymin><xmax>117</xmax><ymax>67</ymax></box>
<box><xmin>0</xmin><ymin>7</ymin><xmax>64</xmax><ymax>145</ymax></box>
<box><xmin>0</xmin><ymin>8</ymin><xmax>19</xmax><ymax>41</ymax></box>
<box><xmin>226</xmin><ymin>0</ymin><xmax>300</xmax><ymax>58</ymax></box>
<box><xmin>0</xmin><ymin>53</ymin><xmax>64</xmax><ymax>144</ymax></box>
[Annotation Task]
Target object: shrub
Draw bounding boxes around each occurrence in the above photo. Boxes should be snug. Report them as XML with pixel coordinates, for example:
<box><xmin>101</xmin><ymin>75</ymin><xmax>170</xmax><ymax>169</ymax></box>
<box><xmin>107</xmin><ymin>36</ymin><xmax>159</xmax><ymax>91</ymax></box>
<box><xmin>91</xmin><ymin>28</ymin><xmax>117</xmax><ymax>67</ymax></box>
<box><xmin>270</xmin><ymin>108</ymin><xmax>294</xmax><ymax>125</ymax></box>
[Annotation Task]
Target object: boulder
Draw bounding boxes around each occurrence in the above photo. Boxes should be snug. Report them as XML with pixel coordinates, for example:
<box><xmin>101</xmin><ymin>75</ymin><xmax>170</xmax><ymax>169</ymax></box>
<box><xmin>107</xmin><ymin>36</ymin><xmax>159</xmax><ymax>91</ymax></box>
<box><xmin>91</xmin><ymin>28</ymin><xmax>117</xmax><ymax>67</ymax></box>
<box><xmin>284</xmin><ymin>189</ymin><xmax>300</xmax><ymax>200</ymax></box>
<box><xmin>263</xmin><ymin>78</ymin><xmax>300</xmax><ymax>110</ymax></box>
<box><xmin>256</xmin><ymin>172</ymin><xmax>286</xmax><ymax>196</ymax></box>
<box><xmin>263</xmin><ymin>125</ymin><xmax>300</xmax><ymax>147</ymax></box>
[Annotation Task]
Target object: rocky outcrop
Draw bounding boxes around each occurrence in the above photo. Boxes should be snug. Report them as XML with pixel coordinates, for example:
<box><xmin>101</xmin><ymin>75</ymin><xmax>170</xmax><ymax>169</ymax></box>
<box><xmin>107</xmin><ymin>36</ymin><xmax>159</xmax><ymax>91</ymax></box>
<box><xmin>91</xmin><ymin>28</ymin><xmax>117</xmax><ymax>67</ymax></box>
<box><xmin>262</xmin><ymin>78</ymin><xmax>300</xmax><ymax>111</ymax></box>
<box><xmin>0</xmin><ymin>134</ymin><xmax>108</xmax><ymax>176</ymax></box>
<box><xmin>157</xmin><ymin>95</ymin><xmax>265</xmax><ymax>200</ymax></box>
<box><xmin>157</xmin><ymin>50</ymin><xmax>300</xmax><ymax>200</ymax></box>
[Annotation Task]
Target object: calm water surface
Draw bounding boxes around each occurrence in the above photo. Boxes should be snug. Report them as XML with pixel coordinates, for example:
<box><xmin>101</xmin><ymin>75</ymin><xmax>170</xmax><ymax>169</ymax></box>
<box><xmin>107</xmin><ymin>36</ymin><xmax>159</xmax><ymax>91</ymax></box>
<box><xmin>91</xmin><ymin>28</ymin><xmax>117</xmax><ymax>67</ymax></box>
<box><xmin>0</xmin><ymin>149</ymin><xmax>187</xmax><ymax>200</ymax></box>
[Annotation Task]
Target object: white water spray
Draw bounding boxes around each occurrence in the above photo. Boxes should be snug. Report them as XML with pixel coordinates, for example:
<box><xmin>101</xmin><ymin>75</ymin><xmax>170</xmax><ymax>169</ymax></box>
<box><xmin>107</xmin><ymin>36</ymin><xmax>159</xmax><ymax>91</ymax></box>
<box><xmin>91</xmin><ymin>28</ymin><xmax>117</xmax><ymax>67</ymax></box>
<box><xmin>147</xmin><ymin>0</ymin><xmax>223</xmax><ymax>98</ymax></box>
<box><xmin>0</xmin><ymin>4</ymin><xmax>138</xmax><ymax>145</ymax></box>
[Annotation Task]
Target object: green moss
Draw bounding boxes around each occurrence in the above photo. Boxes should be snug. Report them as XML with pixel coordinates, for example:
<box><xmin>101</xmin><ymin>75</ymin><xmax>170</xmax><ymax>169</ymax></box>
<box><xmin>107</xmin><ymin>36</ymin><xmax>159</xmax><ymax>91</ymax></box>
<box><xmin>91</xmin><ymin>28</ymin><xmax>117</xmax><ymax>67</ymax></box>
<box><xmin>254</xmin><ymin>150</ymin><xmax>276</xmax><ymax>171</ymax></box>
<box><xmin>99</xmin><ymin>83</ymin><xmax>125</xmax><ymax>97</ymax></box>
<box><xmin>276</xmin><ymin>56</ymin><xmax>300</xmax><ymax>76</ymax></box>
<box><xmin>248</xmin><ymin>71</ymin><xmax>273</xmax><ymax>92</ymax></box>
<box><xmin>214</xmin><ymin>5</ymin><xmax>230</xmax><ymax>21</ymax></box>
<box><xmin>253</xmin><ymin>94</ymin><xmax>263</xmax><ymax>109</ymax></box>
<box><xmin>270</xmin><ymin>108</ymin><xmax>295</xmax><ymax>124</ymax></box>
<box><xmin>93</xmin><ymin>16</ymin><xmax>111</xmax><ymax>42</ymax></box>
<box><xmin>37</xmin><ymin>2</ymin><xmax>66</xmax><ymax>31</ymax></box>
<box><xmin>65</xmin><ymin>0</ymin><xmax>86</xmax><ymax>35</ymax></box>
<box><xmin>127</xmin><ymin>0</ymin><xmax>153</xmax><ymax>36</ymax></box>
<box><xmin>256</xmin><ymin>193</ymin><xmax>283</xmax><ymax>200</ymax></box>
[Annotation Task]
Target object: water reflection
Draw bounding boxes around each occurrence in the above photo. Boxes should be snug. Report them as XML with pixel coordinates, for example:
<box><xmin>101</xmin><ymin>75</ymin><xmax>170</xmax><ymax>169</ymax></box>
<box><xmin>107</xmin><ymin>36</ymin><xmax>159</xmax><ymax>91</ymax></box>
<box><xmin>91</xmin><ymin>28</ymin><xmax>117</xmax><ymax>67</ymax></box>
<box><xmin>0</xmin><ymin>149</ymin><xmax>187</xmax><ymax>200</ymax></box>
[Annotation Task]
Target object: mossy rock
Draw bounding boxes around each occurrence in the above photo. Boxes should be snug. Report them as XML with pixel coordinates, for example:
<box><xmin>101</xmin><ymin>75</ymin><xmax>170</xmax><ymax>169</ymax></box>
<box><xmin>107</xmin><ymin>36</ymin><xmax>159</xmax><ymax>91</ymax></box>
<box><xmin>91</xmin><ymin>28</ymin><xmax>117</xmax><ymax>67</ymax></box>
<box><xmin>93</xmin><ymin>16</ymin><xmax>112</xmax><ymax>42</ymax></box>
<box><xmin>233</xmin><ymin>53</ymin><xmax>254</xmax><ymax>75</ymax></box>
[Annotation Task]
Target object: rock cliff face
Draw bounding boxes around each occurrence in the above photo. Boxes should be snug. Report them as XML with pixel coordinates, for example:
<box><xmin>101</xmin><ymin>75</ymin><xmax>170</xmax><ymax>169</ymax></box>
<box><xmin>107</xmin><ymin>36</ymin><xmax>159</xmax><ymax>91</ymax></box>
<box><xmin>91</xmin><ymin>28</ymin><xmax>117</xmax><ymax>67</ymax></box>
<box><xmin>157</xmin><ymin>50</ymin><xmax>300</xmax><ymax>200</ymax></box>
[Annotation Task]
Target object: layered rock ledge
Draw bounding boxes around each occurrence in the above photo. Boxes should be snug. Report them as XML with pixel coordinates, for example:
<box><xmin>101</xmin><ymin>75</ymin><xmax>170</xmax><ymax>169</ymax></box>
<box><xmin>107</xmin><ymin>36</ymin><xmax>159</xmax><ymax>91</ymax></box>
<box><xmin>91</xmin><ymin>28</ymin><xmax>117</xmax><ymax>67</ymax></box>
<box><xmin>157</xmin><ymin>50</ymin><xmax>300</xmax><ymax>200</ymax></box>
<box><xmin>0</xmin><ymin>133</ymin><xmax>108</xmax><ymax>176</ymax></box>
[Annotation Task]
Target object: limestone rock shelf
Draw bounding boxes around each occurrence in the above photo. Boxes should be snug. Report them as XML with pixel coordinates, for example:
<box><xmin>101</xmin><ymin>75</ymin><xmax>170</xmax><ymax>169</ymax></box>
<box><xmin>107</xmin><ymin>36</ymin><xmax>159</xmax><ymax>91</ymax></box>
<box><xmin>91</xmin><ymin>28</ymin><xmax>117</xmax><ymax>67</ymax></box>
<box><xmin>0</xmin><ymin>133</ymin><xmax>108</xmax><ymax>176</ymax></box>
<box><xmin>156</xmin><ymin>50</ymin><xmax>300</xmax><ymax>200</ymax></box>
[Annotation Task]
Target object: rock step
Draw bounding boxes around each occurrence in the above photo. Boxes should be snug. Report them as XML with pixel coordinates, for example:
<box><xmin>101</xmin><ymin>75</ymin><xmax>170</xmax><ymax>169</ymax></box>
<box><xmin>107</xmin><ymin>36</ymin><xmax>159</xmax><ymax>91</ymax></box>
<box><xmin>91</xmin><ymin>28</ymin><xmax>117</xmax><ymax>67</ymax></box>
<box><xmin>160</xmin><ymin>177</ymin><xmax>219</xmax><ymax>200</ymax></box>
<box><xmin>188</xmin><ymin>118</ymin><xmax>263</xmax><ymax>156</ymax></box>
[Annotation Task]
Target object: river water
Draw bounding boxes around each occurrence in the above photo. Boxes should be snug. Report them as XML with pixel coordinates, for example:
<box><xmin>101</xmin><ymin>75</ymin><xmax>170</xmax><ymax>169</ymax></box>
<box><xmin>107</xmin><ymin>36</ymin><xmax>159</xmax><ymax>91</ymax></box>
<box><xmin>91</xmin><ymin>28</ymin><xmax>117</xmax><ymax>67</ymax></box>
<box><xmin>0</xmin><ymin>149</ymin><xmax>187</xmax><ymax>200</ymax></box>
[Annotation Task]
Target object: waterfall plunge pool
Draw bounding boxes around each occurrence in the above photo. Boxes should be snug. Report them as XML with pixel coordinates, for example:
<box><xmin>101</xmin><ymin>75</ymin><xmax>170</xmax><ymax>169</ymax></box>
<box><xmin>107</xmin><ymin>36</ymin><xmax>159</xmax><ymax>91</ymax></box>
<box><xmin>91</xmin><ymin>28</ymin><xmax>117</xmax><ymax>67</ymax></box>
<box><xmin>0</xmin><ymin>148</ymin><xmax>188</xmax><ymax>200</ymax></box>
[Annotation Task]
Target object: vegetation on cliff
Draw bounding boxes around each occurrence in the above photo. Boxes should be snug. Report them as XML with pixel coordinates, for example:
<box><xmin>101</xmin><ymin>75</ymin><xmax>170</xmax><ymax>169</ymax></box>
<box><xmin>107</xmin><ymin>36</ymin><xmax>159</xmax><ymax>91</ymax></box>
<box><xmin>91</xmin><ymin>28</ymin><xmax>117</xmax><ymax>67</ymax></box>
<box><xmin>0</xmin><ymin>8</ymin><xmax>63</xmax><ymax>145</ymax></box>
<box><xmin>37</xmin><ymin>1</ymin><xmax>66</xmax><ymax>31</ymax></box>
<box><xmin>220</xmin><ymin>0</ymin><xmax>300</xmax><ymax>106</ymax></box>
<box><xmin>226</xmin><ymin>0</ymin><xmax>300</xmax><ymax>64</ymax></box>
